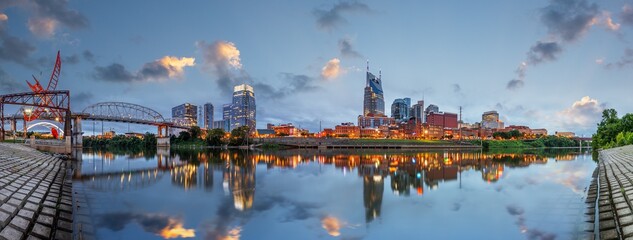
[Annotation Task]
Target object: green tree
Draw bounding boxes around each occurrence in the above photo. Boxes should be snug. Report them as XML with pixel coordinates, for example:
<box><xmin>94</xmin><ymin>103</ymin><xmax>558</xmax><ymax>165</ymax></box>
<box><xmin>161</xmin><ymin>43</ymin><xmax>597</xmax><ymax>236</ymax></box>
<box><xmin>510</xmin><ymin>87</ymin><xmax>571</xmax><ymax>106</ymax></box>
<box><xmin>206</xmin><ymin>128</ymin><xmax>225</xmax><ymax>146</ymax></box>
<box><xmin>189</xmin><ymin>126</ymin><xmax>202</xmax><ymax>140</ymax></box>
<box><xmin>178</xmin><ymin>131</ymin><xmax>191</xmax><ymax>142</ymax></box>
<box><xmin>229</xmin><ymin>126</ymin><xmax>250</xmax><ymax>146</ymax></box>
<box><xmin>142</xmin><ymin>132</ymin><xmax>157</xmax><ymax>148</ymax></box>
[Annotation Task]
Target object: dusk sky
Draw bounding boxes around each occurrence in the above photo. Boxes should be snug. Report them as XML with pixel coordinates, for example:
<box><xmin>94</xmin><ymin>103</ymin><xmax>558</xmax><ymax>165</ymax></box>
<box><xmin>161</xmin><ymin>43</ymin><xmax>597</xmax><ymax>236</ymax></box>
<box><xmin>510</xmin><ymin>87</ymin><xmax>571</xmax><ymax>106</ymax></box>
<box><xmin>1</xmin><ymin>0</ymin><xmax>632</xmax><ymax>136</ymax></box>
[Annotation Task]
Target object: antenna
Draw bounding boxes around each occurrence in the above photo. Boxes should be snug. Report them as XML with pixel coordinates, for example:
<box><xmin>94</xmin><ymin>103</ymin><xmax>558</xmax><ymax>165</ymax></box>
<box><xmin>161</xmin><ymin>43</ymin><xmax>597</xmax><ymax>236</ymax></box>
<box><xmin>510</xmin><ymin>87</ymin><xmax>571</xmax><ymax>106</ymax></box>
<box><xmin>366</xmin><ymin>59</ymin><xmax>369</xmax><ymax>72</ymax></box>
<box><xmin>459</xmin><ymin>106</ymin><xmax>462</xmax><ymax>122</ymax></box>
<box><xmin>379</xmin><ymin>69</ymin><xmax>381</xmax><ymax>79</ymax></box>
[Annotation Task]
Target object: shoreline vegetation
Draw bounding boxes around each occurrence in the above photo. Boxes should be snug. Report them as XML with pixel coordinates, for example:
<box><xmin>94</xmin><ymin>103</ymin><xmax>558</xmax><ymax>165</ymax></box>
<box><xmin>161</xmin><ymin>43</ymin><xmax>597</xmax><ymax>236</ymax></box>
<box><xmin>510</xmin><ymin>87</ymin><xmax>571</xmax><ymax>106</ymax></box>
<box><xmin>592</xmin><ymin>109</ymin><xmax>633</xmax><ymax>149</ymax></box>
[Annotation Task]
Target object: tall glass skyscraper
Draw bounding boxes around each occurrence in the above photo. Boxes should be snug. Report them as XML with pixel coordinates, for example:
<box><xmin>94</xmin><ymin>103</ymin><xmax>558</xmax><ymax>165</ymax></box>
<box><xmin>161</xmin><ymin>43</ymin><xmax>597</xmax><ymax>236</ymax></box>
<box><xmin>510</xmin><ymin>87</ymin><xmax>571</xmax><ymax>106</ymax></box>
<box><xmin>203</xmin><ymin>103</ymin><xmax>214</xmax><ymax>129</ymax></box>
<box><xmin>172</xmin><ymin>103</ymin><xmax>198</xmax><ymax>125</ymax></box>
<box><xmin>391</xmin><ymin>98</ymin><xmax>410</xmax><ymax>121</ymax></box>
<box><xmin>363</xmin><ymin>64</ymin><xmax>385</xmax><ymax>116</ymax></box>
<box><xmin>230</xmin><ymin>84</ymin><xmax>256</xmax><ymax>132</ymax></box>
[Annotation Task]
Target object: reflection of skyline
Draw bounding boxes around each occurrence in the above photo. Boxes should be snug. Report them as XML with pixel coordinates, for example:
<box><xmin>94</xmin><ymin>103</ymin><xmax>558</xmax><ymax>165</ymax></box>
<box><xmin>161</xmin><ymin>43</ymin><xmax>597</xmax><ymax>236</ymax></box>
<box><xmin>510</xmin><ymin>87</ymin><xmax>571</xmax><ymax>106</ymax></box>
<box><xmin>359</xmin><ymin>163</ymin><xmax>386</xmax><ymax>223</ymax></box>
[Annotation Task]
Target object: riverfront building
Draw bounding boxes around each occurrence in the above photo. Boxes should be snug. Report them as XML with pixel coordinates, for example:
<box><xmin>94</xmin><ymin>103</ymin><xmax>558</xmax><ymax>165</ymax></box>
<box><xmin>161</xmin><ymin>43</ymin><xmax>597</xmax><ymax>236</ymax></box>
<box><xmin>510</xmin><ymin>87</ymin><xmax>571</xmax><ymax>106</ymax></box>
<box><xmin>172</xmin><ymin>103</ymin><xmax>198</xmax><ymax>125</ymax></box>
<box><xmin>203</xmin><ymin>103</ymin><xmax>214</xmax><ymax>129</ymax></box>
<box><xmin>230</xmin><ymin>84</ymin><xmax>256</xmax><ymax>132</ymax></box>
<box><xmin>391</xmin><ymin>98</ymin><xmax>410</xmax><ymax>122</ymax></box>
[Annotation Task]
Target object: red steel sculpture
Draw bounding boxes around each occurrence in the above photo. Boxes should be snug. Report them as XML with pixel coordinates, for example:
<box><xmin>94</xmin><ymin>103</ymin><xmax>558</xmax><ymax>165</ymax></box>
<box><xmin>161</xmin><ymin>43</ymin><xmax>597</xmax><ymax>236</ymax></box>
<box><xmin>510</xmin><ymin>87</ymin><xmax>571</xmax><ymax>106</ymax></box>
<box><xmin>24</xmin><ymin>51</ymin><xmax>64</xmax><ymax>122</ymax></box>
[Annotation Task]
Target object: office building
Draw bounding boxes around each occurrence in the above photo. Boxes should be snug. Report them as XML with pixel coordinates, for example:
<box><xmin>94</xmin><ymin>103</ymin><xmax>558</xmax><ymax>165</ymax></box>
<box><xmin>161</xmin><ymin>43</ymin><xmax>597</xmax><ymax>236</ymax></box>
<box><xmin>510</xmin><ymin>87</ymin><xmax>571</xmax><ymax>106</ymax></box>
<box><xmin>203</xmin><ymin>103</ymin><xmax>214</xmax><ymax>129</ymax></box>
<box><xmin>424</xmin><ymin>104</ymin><xmax>439</xmax><ymax>118</ymax></box>
<box><xmin>172</xmin><ymin>103</ymin><xmax>198</xmax><ymax>125</ymax></box>
<box><xmin>482</xmin><ymin>111</ymin><xmax>504</xmax><ymax>129</ymax></box>
<box><xmin>391</xmin><ymin>98</ymin><xmax>410</xmax><ymax>121</ymax></box>
<box><xmin>230</xmin><ymin>84</ymin><xmax>256</xmax><ymax>132</ymax></box>
<box><xmin>426</xmin><ymin>112</ymin><xmax>458</xmax><ymax>129</ymax></box>
<box><xmin>411</xmin><ymin>100</ymin><xmax>425</xmax><ymax>123</ymax></box>
<box><xmin>363</xmin><ymin>63</ymin><xmax>385</xmax><ymax>117</ymax></box>
<box><xmin>212</xmin><ymin>119</ymin><xmax>230</xmax><ymax>132</ymax></box>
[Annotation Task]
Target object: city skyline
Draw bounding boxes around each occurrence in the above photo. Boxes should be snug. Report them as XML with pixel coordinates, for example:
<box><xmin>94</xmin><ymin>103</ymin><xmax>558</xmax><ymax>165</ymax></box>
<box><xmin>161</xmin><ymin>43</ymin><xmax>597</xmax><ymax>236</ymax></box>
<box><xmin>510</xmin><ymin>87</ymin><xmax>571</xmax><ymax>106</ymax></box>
<box><xmin>0</xmin><ymin>1</ymin><xmax>632</xmax><ymax>135</ymax></box>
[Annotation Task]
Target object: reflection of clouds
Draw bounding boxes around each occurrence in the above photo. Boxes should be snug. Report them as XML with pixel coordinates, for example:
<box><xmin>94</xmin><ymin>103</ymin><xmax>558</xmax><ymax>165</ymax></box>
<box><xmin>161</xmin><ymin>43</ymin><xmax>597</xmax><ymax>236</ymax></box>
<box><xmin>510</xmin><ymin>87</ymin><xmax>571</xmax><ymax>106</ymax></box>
<box><xmin>98</xmin><ymin>212</ymin><xmax>195</xmax><ymax>239</ymax></box>
<box><xmin>506</xmin><ymin>205</ymin><xmax>556</xmax><ymax>240</ymax></box>
<box><xmin>528</xmin><ymin>161</ymin><xmax>588</xmax><ymax>195</ymax></box>
<box><xmin>216</xmin><ymin>226</ymin><xmax>241</xmax><ymax>240</ymax></box>
<box><xmin>321</xmin><ymin>216</ymin><xmax>341</xmax><ymax>236</ymax></box>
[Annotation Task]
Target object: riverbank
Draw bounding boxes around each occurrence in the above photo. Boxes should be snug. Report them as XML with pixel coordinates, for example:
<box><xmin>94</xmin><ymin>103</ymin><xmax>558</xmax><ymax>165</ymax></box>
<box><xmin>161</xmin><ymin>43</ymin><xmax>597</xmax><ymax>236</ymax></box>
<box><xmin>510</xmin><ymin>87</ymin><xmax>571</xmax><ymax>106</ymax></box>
<box><xmin>585</xmin><ymin>145</ymin><xmax>633</xmax><ymax>239</ymax></box>
<box><xmin>0</xmin><ymin>143</ymin><xmax>73</xmax><ymax>239</ymax></box>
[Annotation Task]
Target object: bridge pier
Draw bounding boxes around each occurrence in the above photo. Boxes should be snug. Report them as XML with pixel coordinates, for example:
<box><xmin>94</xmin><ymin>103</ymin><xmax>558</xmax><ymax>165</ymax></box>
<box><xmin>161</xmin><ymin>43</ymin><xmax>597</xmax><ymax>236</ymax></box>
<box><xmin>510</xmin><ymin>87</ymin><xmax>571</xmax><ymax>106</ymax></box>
<box><xmin>71</xmin><ymin>115</ymin><xmax>83</xmax><ymax>148</ymax></box>
<box><xmin>157</xmin><ymin>124</ymin><xmax>170</xmax><ymax>147</ymax></box>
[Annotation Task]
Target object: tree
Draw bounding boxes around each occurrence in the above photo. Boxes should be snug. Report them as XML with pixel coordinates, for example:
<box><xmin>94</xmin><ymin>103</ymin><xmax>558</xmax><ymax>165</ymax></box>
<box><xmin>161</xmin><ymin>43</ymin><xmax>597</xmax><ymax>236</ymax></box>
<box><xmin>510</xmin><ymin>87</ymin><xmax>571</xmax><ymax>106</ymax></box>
<box><xmin>178</xmin><ymin>131</ymin><xmax>191</xmax><ymax>142</ymax></box>
<box><xmin>229</xmin><ymin>126</ymin><xmax>250</xmax><ymax>146</ymax></box>
<box><xmin>508</xmin><ymin>130</ymin><xmax>522</xmax><ymax>139</ymax></box>
<box><xmin>142</xmin><ymin>132</ymin><xmax>157</xmax><ymax>148</ymax></box>
<box><xmin>206</xmin><ymin>128</ymin><xmax>225</xmax><ymax>146</ymax></box>
<box><xmin>189</xmin><ymin>126</ymin><xmax>202</xmax><ymax>140</ymax></box>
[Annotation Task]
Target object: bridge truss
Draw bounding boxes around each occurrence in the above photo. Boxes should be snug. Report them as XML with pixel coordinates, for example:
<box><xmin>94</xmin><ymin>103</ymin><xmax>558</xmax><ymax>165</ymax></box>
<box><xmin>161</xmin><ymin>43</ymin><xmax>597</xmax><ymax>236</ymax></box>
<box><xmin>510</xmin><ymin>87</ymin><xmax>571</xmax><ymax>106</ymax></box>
<box><xmin>0</xmin><ymin>90</ymin><xmax>71</xmax><ymax>141</ymax></box>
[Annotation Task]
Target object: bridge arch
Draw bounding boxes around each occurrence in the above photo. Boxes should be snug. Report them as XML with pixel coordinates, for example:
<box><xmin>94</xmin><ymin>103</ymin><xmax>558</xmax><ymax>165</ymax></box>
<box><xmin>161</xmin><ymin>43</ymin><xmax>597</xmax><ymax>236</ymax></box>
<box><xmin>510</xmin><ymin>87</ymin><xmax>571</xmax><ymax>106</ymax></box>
<box><xmin>81</xmin><ymin>102</ymin><xmax>166</xmax><ymax>125</ymax></box>
<box><xmin>27</xmin><ymin>121</ymin><xmax>65</xmax><ymax>135</ymax></box>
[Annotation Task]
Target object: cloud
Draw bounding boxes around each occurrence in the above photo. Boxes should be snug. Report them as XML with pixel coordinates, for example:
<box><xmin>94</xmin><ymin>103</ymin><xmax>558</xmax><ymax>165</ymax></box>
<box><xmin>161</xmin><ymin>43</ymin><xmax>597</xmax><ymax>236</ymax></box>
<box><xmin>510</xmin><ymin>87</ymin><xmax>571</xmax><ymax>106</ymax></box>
<box><xmin>0</xmin><ymin>17</ymin><xmax>36</xmax><ymax>67</ymax></box>
<box><xmin>93</xmin><ymin>56</ymin><xmax>195</xmax><ymax>83</ymax></box>
<box><xmin>93</xmin><ymin>63</ymin><xmax>136</xmax><ymax>82</ymax></box>
<box><xmin>605</xmin><ymin>48</ymin><xmax>633</xmax><ymax>69</ymax></box>
<box><xmin>338</xmin><ymin>38</ymin><xmax>362</xmax><ymax>58</ymax></box>
<box><xmin>452</xmin><ymin>84</ymin><xmax>461</xmax><ymax>93</ymax></box>
<box><xmin>27</xmin><ymin>17</ymin><xmax>57</xmax><ymax>38</ymax></box>
<box><xmin>196</xmin><ymin>40</ymin><xmax>245</xmax><ymax>96</ymax></box>
<box><xmin>25</xmin><ymin>0</ymin><xmax>89</xmax><ymax>37</ymax></box>
<box><xmin>138</xmin><ymin>56</ymin><xmax>195</xmax><ymax>80</ymax></box>
<box><xmin>595</xmin><ymin>58</ymin><xmax>604</xmax><ymax>64</ymax></box>
<box><xmin>83</xmin><ymin>50</ymin><xmax>95</xmax><ymax>63</ymax></box>
<box><xmin>71</xmin><ymin>92</ymin><xmax>93</xmax><ymax>107</ymax></box>
<box><xmin>63</xmin><ymin>54</ymin><xmax>79</xmax><ymax>64</ymax></box>
<box><xmin>0</xmin><ymin>68</ymin><xmax>26</xmax><ymax>93</ymax></box>
<box><xmin>506</xmin><ymin>62</ymin><xmax>527</xmax><ymax>90</ymax></box>
<box><xmin>321</xmin><ymin>58</ymin><xmax>341</xmax><ymax>79</ymax></box>
<box><xmin>540</xmin><ymin>0</ymin><xmax>599</xmax><ymax>42</ymax></box>
<box><xmin>620</xmin><ymin>5</ymin><xmax>633</xmax><ymax>26</ymax></box>
<box><xmin>254</xmin><ymin>73</ymin><xmax>319</xmax><ymax>100</ymax></box>
<box><xmin>313</xmin><ymin>1</ymin><xmax>370</xmax><ymax>31</ymax></box>
<box><xmin>509</xmin><ymin>0</ymin><xmax>612</xmax><ymax>91</ymax></box>
<box><xmin>527</xmin><ymin>41</ymin><xmax>562</xmax><ymax>64</ymax></box>
<box><xmin>0</xmin><ymin>13</ymin><xmax>7</xmax><ymax>21</ymax></box>
<box><xmin>557</xmin><ymin>96</ymin><xmax>604</xmax><ymax>130</ymax></box>
<box><xmin>506</xmin><ymin>205</ymin><xmax>524</xmax><ymax>216</ymax></box>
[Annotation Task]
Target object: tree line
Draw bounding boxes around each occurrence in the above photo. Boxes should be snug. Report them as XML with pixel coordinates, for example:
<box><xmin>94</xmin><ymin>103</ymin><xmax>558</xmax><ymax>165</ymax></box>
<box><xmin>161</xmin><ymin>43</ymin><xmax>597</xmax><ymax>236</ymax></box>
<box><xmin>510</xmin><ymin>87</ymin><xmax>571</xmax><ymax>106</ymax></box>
<box><xmin>593</xmin><ymin>109</ymin><xmax>633</xmax><ymax>149</ymax></box>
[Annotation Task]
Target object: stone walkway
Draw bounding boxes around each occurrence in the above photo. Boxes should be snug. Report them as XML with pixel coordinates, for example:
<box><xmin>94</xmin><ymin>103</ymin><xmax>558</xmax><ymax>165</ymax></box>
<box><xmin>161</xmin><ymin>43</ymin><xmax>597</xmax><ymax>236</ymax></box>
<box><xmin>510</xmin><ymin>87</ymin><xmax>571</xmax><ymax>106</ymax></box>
<box><xmin>0</xmin><ymin>143</ymin><xmax>73</xmax><ymax>240</ymax></box>
<box><xmin>586</xmin><ymin>145</ymin><xmax>633</xmax><ymax>240</ymax></box>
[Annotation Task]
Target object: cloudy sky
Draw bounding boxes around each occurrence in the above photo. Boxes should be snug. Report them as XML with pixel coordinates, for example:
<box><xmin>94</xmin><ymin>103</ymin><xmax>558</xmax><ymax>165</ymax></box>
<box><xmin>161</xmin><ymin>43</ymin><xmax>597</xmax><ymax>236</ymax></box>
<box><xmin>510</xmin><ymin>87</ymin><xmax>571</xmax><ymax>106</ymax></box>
<box><xmin>1</xmin><ymin>0</ymin><xmax>632</xmax><ymax>136</ymax></box>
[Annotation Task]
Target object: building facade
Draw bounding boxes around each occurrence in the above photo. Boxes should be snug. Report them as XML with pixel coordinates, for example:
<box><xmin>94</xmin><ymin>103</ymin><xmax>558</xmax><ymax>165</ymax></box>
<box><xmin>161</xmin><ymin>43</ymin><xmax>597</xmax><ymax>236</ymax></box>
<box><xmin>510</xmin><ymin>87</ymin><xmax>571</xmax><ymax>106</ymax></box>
<box><xmin>358</xmin><ymin>115</ymin><xmax>396</xmax><ymax>129</ymax></box>
<box><xmin>424</xmin><ymin>104</ymin><xmax>439</xmax><ymax>121</ymax></box>
<box><xmin>212</xmin><ymin>119</ymin><xmax>230</xmax><ymax>132</ymax></box>
<box><xmin>363</xmin><ymin>65</ymin><xmax>385</xmax><ymax>117</ymax></box>
<box><xmin>230</xmin><ymin>84</ymin><xmax>256</xmax><ymax>132</ymax></box>
<box><xmin>482</xmin><ymin>110</ymin><xmax>503</xmax><ymax>129</ymax></box>
<box><xmin>391</xmin><ymin>98</ymin><xmax>410</xmax><ymax>121</ymax></box>
<box><xmin>203</xmin><ymin>103</ymin><xmax>214</xmax><ymax>129</ymax></box>
<box><xmin>426</xmin><ymin>112</ymin><xmax>458</xmax><ymax>129</ymax></box>
<box><xmin>411</xmin><ymin>100</ymin><xmax>425</xmax><ymax>123</ymax></box>
<box><xmin>172</xmin><ymin>103</ymin><xmax>198</xmax><ymax>125</ymax></box>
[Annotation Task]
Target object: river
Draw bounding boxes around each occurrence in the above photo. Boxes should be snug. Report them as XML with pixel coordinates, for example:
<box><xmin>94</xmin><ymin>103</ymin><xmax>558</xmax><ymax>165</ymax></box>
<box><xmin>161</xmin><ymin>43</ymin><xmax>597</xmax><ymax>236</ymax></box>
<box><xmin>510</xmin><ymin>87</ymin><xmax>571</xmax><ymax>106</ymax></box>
<box><xmin>72</xmin><ymin>148</ymin><xmax>595</xmax><ymax>239</ymax></box>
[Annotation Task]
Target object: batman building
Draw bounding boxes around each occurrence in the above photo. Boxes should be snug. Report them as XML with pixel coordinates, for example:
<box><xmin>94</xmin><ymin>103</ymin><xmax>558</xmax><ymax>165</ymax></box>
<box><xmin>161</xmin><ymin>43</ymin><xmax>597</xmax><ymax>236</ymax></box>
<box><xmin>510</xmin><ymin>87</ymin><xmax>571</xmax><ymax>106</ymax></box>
<box><xmin>363</xmin><ymin>64</ymin><xmax>385</xmax><ymax>116</ymax></box>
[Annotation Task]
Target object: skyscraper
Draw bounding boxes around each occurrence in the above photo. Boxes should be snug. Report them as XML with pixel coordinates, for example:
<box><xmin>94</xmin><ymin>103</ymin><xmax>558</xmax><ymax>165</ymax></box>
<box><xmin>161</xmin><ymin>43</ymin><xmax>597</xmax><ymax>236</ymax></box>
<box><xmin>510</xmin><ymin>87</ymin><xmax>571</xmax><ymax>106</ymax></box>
<box><xmin>482</xmin><ymin>110</ymin><xmax>503</xmax><ymax>129</ymax></box>
<box><xmin>411</xmin><ymin>100</ymin><xmax>425</xmax><ymax>123</ymax></box>
<box><xmin>172</xmin><ymin>103</ymin><xmax>198</xmax><ymax>125</ymax></box>
<box><xmin>391</xmin><ymin>98</ymin><xmax>410</xmax><ymax>121</ymax></box>
<box><xmin>230</xmin><ymin>84</ymin><xmax>256</xmax><ymax>132</ymax></box>
<box><xmin>424</xmin><ymin>104</ymin><xmax>439</xmax><ymax>120</ymax></box>
<box><xmin>363</xmin><ymin>63</ymin><xmax>385</xmax><ymax>117</ymax></box>
<box><xmin>203</xmin><ymin>103</ymin><xmax>214</xmax><ymax>129</ymax></box>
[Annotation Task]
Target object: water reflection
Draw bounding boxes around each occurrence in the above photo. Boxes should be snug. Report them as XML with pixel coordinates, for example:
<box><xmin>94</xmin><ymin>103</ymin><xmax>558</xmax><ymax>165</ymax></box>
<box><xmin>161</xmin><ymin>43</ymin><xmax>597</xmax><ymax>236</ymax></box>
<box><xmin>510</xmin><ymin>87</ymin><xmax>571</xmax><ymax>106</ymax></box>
<box><xmin>74</xmin><ymin>148</ymin><xmax>593</xmax><ymax>239</ymax></box>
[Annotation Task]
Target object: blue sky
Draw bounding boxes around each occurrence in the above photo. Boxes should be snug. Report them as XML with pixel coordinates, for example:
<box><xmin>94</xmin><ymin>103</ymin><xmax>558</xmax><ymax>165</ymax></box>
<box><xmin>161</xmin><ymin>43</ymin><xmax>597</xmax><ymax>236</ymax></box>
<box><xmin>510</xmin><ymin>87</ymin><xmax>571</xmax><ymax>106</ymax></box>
<box><xmin>1</xmin><ymin>0</ymin><xmax>632</xmax><ymax>136</ymax></box>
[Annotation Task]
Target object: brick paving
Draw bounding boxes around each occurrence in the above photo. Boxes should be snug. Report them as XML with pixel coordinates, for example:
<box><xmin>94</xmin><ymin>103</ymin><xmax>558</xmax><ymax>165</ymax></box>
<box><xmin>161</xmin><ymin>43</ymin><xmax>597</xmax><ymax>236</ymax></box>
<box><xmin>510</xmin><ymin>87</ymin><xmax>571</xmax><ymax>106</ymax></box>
<box><xmin>586</xmin><ymin>145</ymin><xmax>633</xmax><ymax>240</ymax></box>
<box><xmin>0</xmin><ymin>143</ymin><xmax>72</xmax><ymax>240</ymax></box>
